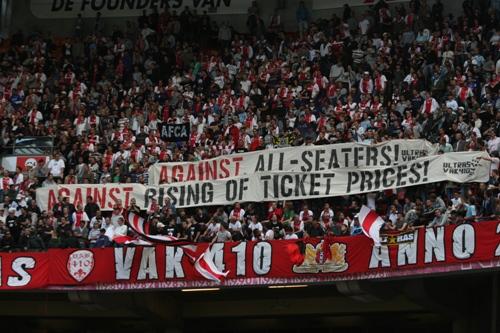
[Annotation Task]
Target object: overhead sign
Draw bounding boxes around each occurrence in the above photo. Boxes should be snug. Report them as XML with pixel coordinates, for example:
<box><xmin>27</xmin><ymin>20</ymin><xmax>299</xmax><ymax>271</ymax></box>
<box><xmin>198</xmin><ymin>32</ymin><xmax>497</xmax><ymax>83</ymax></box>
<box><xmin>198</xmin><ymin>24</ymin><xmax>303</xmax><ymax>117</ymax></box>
<box><xmin>148</xmin><ymin>139</ymin><xmax>439</xmax><ymax>185</ymax></box>
<box><xmin>36</xmin><ymin>152</ymin><xmax>491</xmax><ymax>211</ymax></box>
<box><xmin>1</xmin><ymin>221</ymin><xmax>500</xmax><ymax>290</ymax></box>
<box><xmin>312</xmin><ymin>0</ymin><xmax>410</xmax><ymax>10</ymax></box>
<box><xmin>30</xmin><ymin>0</ymin><xmax>252</xmax><ymax>18</ymax></box>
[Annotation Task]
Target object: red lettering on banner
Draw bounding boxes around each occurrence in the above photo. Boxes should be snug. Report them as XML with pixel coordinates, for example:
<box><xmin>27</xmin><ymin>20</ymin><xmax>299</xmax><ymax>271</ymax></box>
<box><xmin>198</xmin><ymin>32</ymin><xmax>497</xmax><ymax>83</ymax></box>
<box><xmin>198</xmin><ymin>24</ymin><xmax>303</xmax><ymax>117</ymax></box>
<box><xmin>59</xmin><ymin>188</ymin><xmax>70</xmax><ymax>199</ymax></box>
<box><xmin>172</xmin><ymin>165</ymin><xmax>183</xmax><ymax>182</ymax></box>
<box><xmin>158</xmin><ymin>157</ymin><xmax>246</xmax><ymax>184</ymax></box>
<box><xmin>187</xmin><ymin>164</ymin><xmax>196</xmax><ymax>181</ymax></box>
<box><xmin>205</xmin><ymin>161</ymin><xmax>216</xmax><ymax>180</ymax></box>
<box><xmin>73</xmin><ymin>188</ymin><xmax>83</xmax><ymax>207</ymax></box>
<box><xmin>233</xmin><ymin>157</ymin><xmax>243</xmax><ymax>176</ymax></box>
<box><xmin>123</xmin><ymin>187</ymin><xmax>133</xmax><ymax>206</ymax></box>
<box><xmin>86</xmin><ymin>188</ymin><xmax>94</xmax><ymax>201</ymax></box>
<box><xmin>195</xmin><ymin>162</ymin><xmax>204</xmax><ymax>180</ymax></box>
<box><xmin>94</xmin><ymin>187</ymin><xmax>106</xmax><ymax>208</ymax></box>
<box><xmin>159</xmin><ymin>166</ymin><xmax>168</xmax><ymax>183</ymax></box>
<box><xmin>220</xmin><ymin>159</ymin><xmax>230</xmax><ymax>178</ymax></box>
<box><xmin>108</xmin><ymin>187</ymin><xmax>120</xmax><ymax>208</ymax></box>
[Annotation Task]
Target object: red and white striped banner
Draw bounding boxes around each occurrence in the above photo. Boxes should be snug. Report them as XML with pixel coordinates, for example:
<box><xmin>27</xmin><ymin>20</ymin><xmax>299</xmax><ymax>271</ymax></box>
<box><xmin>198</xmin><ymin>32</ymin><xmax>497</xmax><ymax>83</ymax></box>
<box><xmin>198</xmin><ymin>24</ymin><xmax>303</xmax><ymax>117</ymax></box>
<box><xmin>126</xmin><ymin>212</ymin><xmax>228</xmax><ymax>283</ymax></box>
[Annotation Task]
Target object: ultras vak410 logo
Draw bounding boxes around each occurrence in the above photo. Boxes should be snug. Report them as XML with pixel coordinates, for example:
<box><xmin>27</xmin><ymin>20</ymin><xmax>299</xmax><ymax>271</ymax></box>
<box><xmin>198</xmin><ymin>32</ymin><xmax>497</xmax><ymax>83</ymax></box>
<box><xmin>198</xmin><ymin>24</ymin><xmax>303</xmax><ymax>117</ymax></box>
<box><xmin>442</xmin><ymin>159</ymin><xmax>481</xmax><ymax>176</ymax></box>
<box><xmin>67</xmin><ymin>250</ymin><xmax>95</xmax><ymax>282</ymax></box>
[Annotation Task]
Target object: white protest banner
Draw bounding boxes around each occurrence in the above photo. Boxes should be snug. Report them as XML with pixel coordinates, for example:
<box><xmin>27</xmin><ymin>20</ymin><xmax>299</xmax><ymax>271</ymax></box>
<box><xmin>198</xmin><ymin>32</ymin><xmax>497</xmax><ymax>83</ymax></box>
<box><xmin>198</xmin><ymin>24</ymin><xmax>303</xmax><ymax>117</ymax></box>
<box><xmin>36</xmin><ymin>183</ymin><xmax>138</xmax><ymax>212</ymax></box>
<box><xmin>36</xmin><ymin>152</ymin><xmax>490</xmax><ymax>211</ymax></box>
<box><xmin>312</xmin><ymin>0</ymin><xmax>410</xmax><ymax>10</ymax></box>
<box><xmin>148</xmin><ymin>139</ymin><xmax>439</xmax><ymax>185</ymax></box>
<box><xmin>31</xmin><ymin>0</ymin><xmax>252</xmax><ymax>19</ymax></box>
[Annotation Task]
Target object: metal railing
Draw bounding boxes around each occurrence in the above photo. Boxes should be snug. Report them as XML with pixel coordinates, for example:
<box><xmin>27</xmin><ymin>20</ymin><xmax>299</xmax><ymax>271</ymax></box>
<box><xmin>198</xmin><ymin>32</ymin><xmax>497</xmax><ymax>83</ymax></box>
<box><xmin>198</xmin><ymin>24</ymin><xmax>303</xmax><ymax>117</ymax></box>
<box><xmin>2</xmin><ymin>136</ymin><xmax>55</xmax><ymax>156</ymax></box>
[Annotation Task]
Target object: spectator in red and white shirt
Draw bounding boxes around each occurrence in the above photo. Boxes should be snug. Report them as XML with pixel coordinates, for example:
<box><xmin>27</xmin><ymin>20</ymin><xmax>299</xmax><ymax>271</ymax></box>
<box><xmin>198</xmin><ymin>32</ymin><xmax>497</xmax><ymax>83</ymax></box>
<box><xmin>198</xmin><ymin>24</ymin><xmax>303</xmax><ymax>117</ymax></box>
<box><xmin>229</xmin><ymin>202</ymin><xmax>245</xmax><ymax>222</ymax></box>
<box><xmin>359</xmin><ymin>71</ymin><xmax>374</xmax><ymax>95</ymax></box>
<box><xmin>420</xmin><ymin>91</ymin><xmax>440</xmax><ymax>114</ymax></box>
<box><xmin>71</xmin><ymin>204</ymin><xmax>89</xmax><ymax>230</ymax></box>
<box><xmin>299</xmin><ymin>204</ymin><xmax>314</xmax><ymax>223</ymax></box>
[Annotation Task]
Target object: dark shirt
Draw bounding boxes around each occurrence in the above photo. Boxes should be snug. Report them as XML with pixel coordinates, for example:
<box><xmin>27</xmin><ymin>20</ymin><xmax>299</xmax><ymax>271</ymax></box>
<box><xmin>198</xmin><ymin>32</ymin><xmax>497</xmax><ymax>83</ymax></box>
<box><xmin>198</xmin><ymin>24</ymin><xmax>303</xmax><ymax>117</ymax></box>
<box><xmin>308</xmin><ymin>225</ymin><xmax>325</xmax><ymax>237</ymax></box>
<box><xmin>94</xmin><ymin>235</ymin><xmax>111</xmax><ymax>248</ymax></box>
<box><xmin>84</xmin><ymin>202</ymin><xmax>100</xmax><ymax>219</ymax></box>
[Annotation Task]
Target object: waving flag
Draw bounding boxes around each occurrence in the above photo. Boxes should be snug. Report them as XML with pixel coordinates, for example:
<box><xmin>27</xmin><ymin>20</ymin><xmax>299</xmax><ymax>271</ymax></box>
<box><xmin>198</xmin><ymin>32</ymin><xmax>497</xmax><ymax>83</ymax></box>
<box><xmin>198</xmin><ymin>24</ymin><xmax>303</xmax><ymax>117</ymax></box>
<box><xmin>183</xmin><ymin>245</ymin><xmax>229</xmax><ymax>283</ymax></box>
<box><xmin>126</xmin><ymin>212</ymin><xmax>228</xmax><ymax>283</ymax></box>
<box><xmin>127</xmin><ymin>211</ymin><xmax>181</xmax><ymax>243</ymax></box>
<box><xmin>358</xmin><ymin>205</ymin><xmax>385</xmax><ymax>246</ymax></box>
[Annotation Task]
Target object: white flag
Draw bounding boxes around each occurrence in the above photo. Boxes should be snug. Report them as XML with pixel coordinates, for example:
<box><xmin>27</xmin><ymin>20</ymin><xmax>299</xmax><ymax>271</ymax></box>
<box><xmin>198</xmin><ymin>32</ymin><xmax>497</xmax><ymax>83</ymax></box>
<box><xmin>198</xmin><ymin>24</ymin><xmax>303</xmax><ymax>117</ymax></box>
<box><xmin>358</xmin><ymin>205</ymin><xmax>385</xmax><ymax>246</ymax></box>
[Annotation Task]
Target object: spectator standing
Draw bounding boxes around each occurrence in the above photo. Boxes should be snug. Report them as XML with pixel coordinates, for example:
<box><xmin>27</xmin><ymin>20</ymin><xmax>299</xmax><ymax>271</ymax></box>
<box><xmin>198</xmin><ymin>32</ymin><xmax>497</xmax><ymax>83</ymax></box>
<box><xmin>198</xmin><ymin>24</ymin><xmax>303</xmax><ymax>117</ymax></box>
<box><xmin>47</xmin><ymin>153</ymin><xmax>65</xmax><ymax>181</ymax></box>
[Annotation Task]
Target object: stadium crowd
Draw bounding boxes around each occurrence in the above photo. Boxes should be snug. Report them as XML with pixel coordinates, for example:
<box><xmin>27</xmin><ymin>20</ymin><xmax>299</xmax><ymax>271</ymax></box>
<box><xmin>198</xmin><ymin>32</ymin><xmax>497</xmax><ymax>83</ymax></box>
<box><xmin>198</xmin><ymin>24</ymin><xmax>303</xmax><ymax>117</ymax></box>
<box><xmin>0</xmin><ymin>0</ymin><xmax>499</xmax><ymax>251</ymax></box>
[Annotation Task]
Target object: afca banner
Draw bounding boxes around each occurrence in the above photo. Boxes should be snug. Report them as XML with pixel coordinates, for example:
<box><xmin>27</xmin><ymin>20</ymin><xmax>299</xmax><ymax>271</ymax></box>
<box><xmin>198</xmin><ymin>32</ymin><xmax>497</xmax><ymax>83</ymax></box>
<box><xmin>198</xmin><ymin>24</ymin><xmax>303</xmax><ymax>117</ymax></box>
<box><xmin>160</xmin><ymin>123</ymin><xmax>190</xmax><ymax>142</ymax></box>
<box><xmin>31</xmin><ymin>0</ymin><xmax>252</xmax><ymax>19</ymax></box>
<box><xmin>148</xmin><ymin>140</ymin><xmax>439</xmax><ymax>185</ymax></box>
<box><xmin>36</xmin><ymin>152</ymin><xmax>490</xmax><ymax>211</ymax></box>
<box><xmin>1</xmin><ymin>221</ymin><xmax>500</xmax><ymax>290</ymax></box>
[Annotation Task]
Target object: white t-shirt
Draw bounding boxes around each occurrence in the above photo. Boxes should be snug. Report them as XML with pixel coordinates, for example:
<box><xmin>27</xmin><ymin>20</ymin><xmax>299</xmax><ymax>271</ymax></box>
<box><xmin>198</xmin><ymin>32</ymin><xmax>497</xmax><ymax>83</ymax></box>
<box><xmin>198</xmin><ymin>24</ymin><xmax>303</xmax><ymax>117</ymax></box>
<box><xmin>451</xmin><ymin>197</ymin><xmax>462</xmax><ymax>210</ymax></box>
<box><xmin>240</xmin><ymin>80</ymin><xmax>251</xmax><ymax>93</ymax></box>
<box><xmin>14</xmin><ymin>173</ymin><xmax>24</xmax><ymax>186</ymax></box>
<box><xmin>445</xmin><ymin>99</ymin><xmax>458</xmax><ymax>111</ymax></box>
<box><xmin>264</xmin><ymin>229</ymin><xmax>274</xmax><ymax>240</ymax></box>
<box><xmin>284</xmin><ymin>233</ymin><xmax>298</xmax><ymax>240</ymax></box>
<box><xmin>228</xmin><ymin>220</ymin><xmax>242</xmax><ymax>232</ymax></box>
<box><xmin>490</xmin><ymin>157</ymin><xmax>500</xmax><ymax>176</ymax></box>
<box><xmin>487</xmin><ymin>137</ymin><xmax>500</xmax><ymax>153</ymax></box>
<box><xmin>207</xmin><ymin>223</ymin><xmax>221</xmax><ymax>235</ymax></box>
<box><xmin>113</xmin><ymin>224</ymin><xmax>128</xmax><ymax>237</ymax></box>
<box><xmin>111</xmin><ymin>214</ymin><xmax>123</xmax><ymax>228</ymax></box>
<box><xmin>359</xmin><ymin>19</ymin><xmax>370</xmax><ymax>35</ymax></box>
<box><xmin>47</xmin><ymin>159</ymin><xmax>65</xmax><ymax>177</ymax></box>
<box><xmin>248</xmin><ymin>221</ymin><xmax>263</xmax><ymax>232</ymax></box>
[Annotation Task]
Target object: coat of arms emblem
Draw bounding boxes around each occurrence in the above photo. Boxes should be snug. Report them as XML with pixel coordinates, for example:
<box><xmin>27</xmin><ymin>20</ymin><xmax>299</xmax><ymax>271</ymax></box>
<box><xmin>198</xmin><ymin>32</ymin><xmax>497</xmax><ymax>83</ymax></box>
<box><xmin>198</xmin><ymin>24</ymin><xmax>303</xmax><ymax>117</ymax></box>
<box><xmin>293</xmin><ymin>240</ymin><xmax>348</xmax><ymax>273</ymax></box>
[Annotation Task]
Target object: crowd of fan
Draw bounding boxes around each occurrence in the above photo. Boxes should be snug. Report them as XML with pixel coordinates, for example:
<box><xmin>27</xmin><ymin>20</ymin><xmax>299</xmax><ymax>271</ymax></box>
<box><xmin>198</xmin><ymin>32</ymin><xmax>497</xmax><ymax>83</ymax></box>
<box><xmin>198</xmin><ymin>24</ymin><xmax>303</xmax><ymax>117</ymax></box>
<box><xmin>0</xmin><ymin>0</ymin><xmax>499</xmax><ymax>251</ymax></box>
